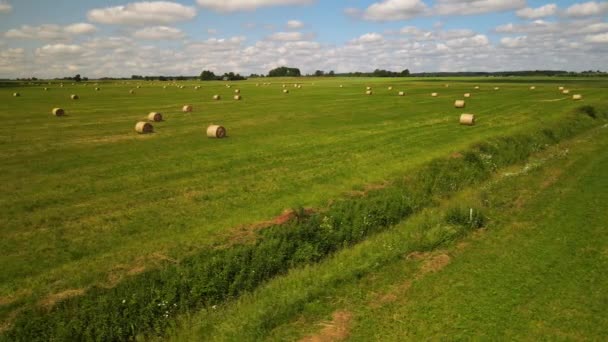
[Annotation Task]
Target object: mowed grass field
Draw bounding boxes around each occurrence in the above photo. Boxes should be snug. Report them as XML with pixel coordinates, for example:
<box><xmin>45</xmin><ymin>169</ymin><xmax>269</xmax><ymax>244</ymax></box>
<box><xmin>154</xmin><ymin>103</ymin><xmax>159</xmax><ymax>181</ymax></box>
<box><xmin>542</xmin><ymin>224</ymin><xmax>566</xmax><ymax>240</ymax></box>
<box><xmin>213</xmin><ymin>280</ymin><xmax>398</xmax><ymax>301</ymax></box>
<box><xmin>1</xmin><ymin>77</ymin><xmax>606</xmax><ymax>321</ymax></box>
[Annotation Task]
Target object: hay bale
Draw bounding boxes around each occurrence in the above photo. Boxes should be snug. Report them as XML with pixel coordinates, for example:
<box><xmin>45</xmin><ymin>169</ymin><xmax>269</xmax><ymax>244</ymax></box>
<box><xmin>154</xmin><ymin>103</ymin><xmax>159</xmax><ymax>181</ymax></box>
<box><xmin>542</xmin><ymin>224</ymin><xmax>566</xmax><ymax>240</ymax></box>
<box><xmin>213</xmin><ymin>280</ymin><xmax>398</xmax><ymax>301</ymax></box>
<box><xmin>60</xmin><ymin>84</ymin><xmax>64</xmax><ymax>87</ymax></box>
<box><xmin>234</xmin><ymin>89</ymin><xmax>240</xmax><ymax>94</ymax></box>
<box><xmin>460</xmin><ymin>114</ymin><xmax>475</xmax><ymax>126</ymax></box>
<box><xmin>234</xmin><ymin>95</ymin><xmax>242</xmax><ymax>100</ymax></box>
<box><xmin>562</xmin><ymin>89</ymin><xmax>570</xmax><ymax>94</ymax></box>
<box><xmin>148</xmin><ymin>112</ymin><xmax>163</xmax><ymax>122</ymax></box>
<box><xmin>136</xmin><ymin>85</ymin><xmax>141</xmax><ymax>89</ymax></box>
<box><xmin>95</xmin><ymin>87</ymin><xmax>100</xmax><ymax>91</ymax></box>
<box><xmin>494</xmin><ymin>87</ymin><xmax>500</xmax><ymax>90</ymax></box>
<box><xmin>13</xmin><ymin>92</ymin><xmax>20</xmax><ymax>97</ymax></box>
<box><xmin>207</xmin><ymin>125</ymin><xmax>226</xmax><ymax>138</ymax></box>
<box><xmin>398</xmin><ymin>91</ymin><xmax>405</xmax><ymax>96</ymax></box>
<box><xmin>44</xmin><ymin>88</ymin><xmax>49</xmax><ymax>91</ymax></box>
<box><xmin>530</xmin><ymin>86</ymin><xmax>536</xmax><ymax>90</ymax></box>
<box><xmin>464</xmin><ymin>93</ymin><xmax>471</xmax><ymax>98</ymax></box>
<box><xmin>454</xmin><ymin>100</ymin><xmax>466</xmax><ymax>108</ymax></box>
<box><xmin>129</xmin><ymin>89</ymin><xmax>135</xmax><ymax>94</ymax></box>
<box><xmin>366</xmin><ymin>86</ymin><xmax>372</xmax><ymax>90</ymax></box>
<box><xmin>282</xmin><ymin>84</ymin><xmax>286</xmax><ymax>88</ymax></box>
<box><xmin>297</xmin><ymin>85</ymin><xmax>302</xmax><ymax>89</ymax></box>
<box><xmin>572</xmin><ymin>94</ymin><xmax>582</xmax><ymax>100</ymax></box>
<box><xmin>256</xmin><ymin>83</ymin><xmax>260</xmax><ymax>86</ymax></box>
<box><xmin>431</xmin><ymin>93</ymin><xmax>438</xmax><ymax>97</ymax></box>
<box><xmin>388</xmin><ymin>86</ymin><xmax>393</xmax><ymax>90</ymax></box>
<box><xmin>163</xmin><ymin>86</ymin><xmax>167</xmax><ymax>89</ymax></box>
<box><xmin>283</xmin><ymin>89</ymin><xmax>289</xmax><ymax>94</ymax></box>
<box><xmin>474</xmin><ymin>86</ymin><xmax>479</xmax><ymax>89</ymax></box>
<box><xmin>366</xmin><ymin>90</ymin><xmax>373</xmax><ymax>95</ymax></box>
<box><xmin>445</xmin><ymin>84</ymin><xmax>450</xmax><ymax>88</ymax></box>
<box><xmin>52</xmin><ymin>108</ymin><xmax>65</xmax><ymax>116</ymax></box>
<box><xmin>182</xmin><ymin>105</ymin><xmax>193</xmax><ymax>112</ymax></box>
<box><xmin>558</xmin><ymin>86</ymin><xmax>564</xmax><ymax>90</ymax></box>
<box><xmin>213</xmin><ymin>95</ymin><xmax>221</xmax><ymax>100</ymax></box>
<box><xmin>71</xmin><ymin>94</ymin><xmax>79</xmax><ymax>100</ymax></box>
<box><xmin>340</xmin><ymin>85</ymin><xmax>344</xmax><ymax>88</ymax></box>
<box><xmin>135</xmin><ymin>122</ymin><xmax>153</xmax><ymax>134</ymax></box>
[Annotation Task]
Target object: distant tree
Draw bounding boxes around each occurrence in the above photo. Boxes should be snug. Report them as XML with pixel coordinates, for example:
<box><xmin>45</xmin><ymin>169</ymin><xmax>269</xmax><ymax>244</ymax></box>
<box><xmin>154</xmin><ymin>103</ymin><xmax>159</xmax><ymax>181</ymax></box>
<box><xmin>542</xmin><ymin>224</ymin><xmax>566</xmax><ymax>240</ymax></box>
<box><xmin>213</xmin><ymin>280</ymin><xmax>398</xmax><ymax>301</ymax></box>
<box><xmin>83</xmin><ymin>77</ymin><xmax>89</xmax><ymax>81</ymax></box>
<box><xmin>401</xmin><ymin>69</ymin><xmax>410</xmax><ymax>76</ymax></box>
<box><xmin>314</xmin><ymin>70</ymin><xmax>325</xmax><ymax>76</ymax></box>
<box><xmin>74</xmin><ymin>74</ymin><xmax>82</xmax><ymax>82</ymax></box>
<box><xmin>268</xmin><ymin>66</ymin><xmax>301</xmax><ymax>77</ymax></box>
<box><xmin>328</xmin><ymin>70</ymin><xmax>335</xmax><ymax>76</ymax></box>
<box><xmin>200</xmin><ymin>70</ymin><xmax>217</xmax><ymax>81</ymax></box>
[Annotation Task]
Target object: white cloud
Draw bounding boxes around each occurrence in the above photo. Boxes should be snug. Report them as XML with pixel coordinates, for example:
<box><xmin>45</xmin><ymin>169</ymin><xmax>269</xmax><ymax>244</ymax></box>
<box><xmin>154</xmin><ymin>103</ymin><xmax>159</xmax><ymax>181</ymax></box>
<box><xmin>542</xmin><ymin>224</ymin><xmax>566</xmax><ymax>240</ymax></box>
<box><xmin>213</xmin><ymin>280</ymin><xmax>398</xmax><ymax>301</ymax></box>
<box><xmin>287</xmin><ymin>20</ymin><xmax>304</xmax><ymax>29</ymax></box>
<box><xmin>353</xmin><ymin>33</ymin><xmax>384</xmax><ymax>43</ymax></box>
<box><xmin>0</xmin><ymin>0</ymin><xmax>12</xmax><ymax>13</ymax></box>
<box><xmin>501</xmin><ymin>36</ymin><xmax>528</xmax><ymax>48</ymax></box>
<box><xmin>4</xmin><ymin>23</ymin><xmax>97</xmax><ymax>40</ymax></box>
<box><xmin>435</xmin><ymin>0</ymin><xmax>526</xmax><ymax>16</ymax></box>
<box><xmin>196</xmin><ymin>0</ymin><xmax>313</xmax><ymax>12</ymax></box>
<box><xmin>355</xmin><ymin>0</ymin><xmax>428</xmax><ymax>21</ymax></box>
<box><xmin>565</xmin><ymin>1</ymin><xmax>608</xmax><ymax>17</ymax></box>
<box><xmin>516</xmin><ymin>4</ymin><xmax>558</xmax><ymax>19</ymax></box>
<box><xmin>268</xmin><ymin>31</ymin><xmax>308</xmax><ymax>41</ymax></box>
<box><xmin>133</xmin><ymin>26</ymin><xmax>184</xmax><ymax>40</ymax></box>
<box><xmin>35</xmin><ymin>44</ymin><xmax>85</xmax><ymax>57</ymax></box>
<box><xmin>87</xmin><ymin>1</ymin><xmax>196</xmax><ymax>25</ymax></box>
<box><xmin>585</xmin><ymin>32</ymin><xmax>608</xmax><ymax>43</ymax></box>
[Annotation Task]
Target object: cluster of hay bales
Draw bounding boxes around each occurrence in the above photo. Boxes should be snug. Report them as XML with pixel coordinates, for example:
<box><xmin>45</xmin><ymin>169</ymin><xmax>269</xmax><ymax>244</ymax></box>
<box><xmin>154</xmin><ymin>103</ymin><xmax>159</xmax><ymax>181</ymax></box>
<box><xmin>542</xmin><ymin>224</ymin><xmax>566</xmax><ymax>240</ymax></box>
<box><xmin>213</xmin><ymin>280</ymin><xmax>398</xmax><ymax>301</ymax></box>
<box><xmin>52</xmin><ymin>108</ymin><xmax>65</xmax><ymax>116</ymax></box>
<box><xmin>135</xmin><ymin>122</ymin><xmax>153</xmax><ymax>134</ymax></box>
<box><xmin>460</xmin><ymin>114</ymin><xmax>475</xmax><ymax>126</ymax></box>
<box><xmin>454</xmin><ymin>100</ymin><xmax>466</xmax><ymax>108</ymax></box>
<box><xmin>207</xmin><ymin>125</ymin><xmax>226</xmax><ymax>138</ymax></box>
<box><xmin>148</xmin><ymin>112</ymin><xmax>163</xmax><ymax>122</ymax></box>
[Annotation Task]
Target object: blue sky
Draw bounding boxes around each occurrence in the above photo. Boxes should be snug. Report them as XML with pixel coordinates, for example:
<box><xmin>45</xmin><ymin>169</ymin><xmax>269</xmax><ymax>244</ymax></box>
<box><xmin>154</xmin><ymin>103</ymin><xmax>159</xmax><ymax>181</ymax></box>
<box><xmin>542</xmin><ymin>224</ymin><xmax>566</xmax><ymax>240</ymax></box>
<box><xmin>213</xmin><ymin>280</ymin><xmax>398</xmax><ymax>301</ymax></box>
<box><xmin>0</xmin><ymin>0</ymin><xmax>607</xmax><ymax>77</ymax></box>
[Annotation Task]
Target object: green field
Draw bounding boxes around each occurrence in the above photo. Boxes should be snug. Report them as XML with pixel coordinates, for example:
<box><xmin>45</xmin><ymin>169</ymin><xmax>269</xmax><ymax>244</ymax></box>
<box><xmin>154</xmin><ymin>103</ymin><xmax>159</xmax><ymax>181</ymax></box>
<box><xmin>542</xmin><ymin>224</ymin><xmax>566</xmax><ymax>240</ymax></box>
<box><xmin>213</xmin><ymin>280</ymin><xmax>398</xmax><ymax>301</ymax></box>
<box><xmin>1</xmin><ymin>77</ymin><xmax>607</xmax><ymax>339</ymax></box>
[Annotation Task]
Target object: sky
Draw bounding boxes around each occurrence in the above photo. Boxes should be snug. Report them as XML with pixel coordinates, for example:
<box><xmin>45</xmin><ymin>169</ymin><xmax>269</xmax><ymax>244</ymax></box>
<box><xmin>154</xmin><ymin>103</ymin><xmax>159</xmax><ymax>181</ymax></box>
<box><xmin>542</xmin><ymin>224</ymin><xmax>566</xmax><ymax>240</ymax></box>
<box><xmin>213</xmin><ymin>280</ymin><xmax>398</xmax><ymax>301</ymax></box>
<box><xmin>0</xmin><ymin>0</ymin><xmax>607</xmax><ymax>78</ymax></box>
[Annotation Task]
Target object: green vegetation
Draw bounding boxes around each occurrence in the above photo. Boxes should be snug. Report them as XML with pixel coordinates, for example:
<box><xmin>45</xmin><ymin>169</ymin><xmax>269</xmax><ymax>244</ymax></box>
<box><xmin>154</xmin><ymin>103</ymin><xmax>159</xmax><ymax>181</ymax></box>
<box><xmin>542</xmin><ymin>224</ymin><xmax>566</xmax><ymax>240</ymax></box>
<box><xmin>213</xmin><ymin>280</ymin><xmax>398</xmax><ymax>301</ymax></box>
<box><xmin>167</xmin><ymin>112</ymin><xmax>608</xmax><ymax>341</ymax></box>
<box><xmin>1</xmin><ymin>77</ymin><xmax>607</xmax><ymax>339</ymax></box>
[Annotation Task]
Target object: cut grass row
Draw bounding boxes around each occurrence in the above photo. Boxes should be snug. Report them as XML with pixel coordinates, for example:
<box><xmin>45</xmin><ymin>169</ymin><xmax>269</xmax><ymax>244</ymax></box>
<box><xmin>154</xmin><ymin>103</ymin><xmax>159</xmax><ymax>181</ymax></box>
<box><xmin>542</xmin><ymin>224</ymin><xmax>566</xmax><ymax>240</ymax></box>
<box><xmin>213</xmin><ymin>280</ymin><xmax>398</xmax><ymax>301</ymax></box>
<box><xmin>2</xmin><ymin>104</ymin><xmax>604</xmax><ymax>340</ymax></box>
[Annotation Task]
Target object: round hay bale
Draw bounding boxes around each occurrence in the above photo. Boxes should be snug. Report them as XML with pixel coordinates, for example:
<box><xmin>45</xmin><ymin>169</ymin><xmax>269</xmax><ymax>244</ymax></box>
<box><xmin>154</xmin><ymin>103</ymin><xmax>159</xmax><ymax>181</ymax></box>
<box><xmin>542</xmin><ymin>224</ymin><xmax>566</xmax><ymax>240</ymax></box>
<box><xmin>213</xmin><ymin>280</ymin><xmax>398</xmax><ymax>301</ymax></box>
<box><xmin>460</xmin><ymin>114</ymin><xmax>475</xmax><ymax>126</ymax></box>
<box><xmin>494</xmin><ymin>87</ymin><xmax>500</xmax><ymax>90</ymax></box>
<box><xmin>464</xmin><ymin>93</ymin><xmax>471</xmax><ymax>98</ymax></box>
<box><xmin>71</xmin><ymin>94</ymin><xmax>79</xmax><ymax>100</ymax></box>
<box><xmin>398</xmin><ymin>91</ymin><xmax>405</xmax><ymax>96</ymax></box>
<box><xmin>163</xmin><ymin>86</ymin><xmax>167</xmax><ymax>89</ymax></box>
<box><xmin>431</xmin><ymin>93</ymin><xmax>438</xmax><ymax>97</ymax></box>
<box><xmin>52</xmin><ymin>108</ymin><xmax>65</xmax><ymax>116</ymax></box>
<box><xmin>445</xmin><ymin>84</ymin><xmax>450</xmax><ymax>88</ymax></box>
<box><xmin>135</xmin><ymin>122</ymin><xmax>153</xmax><ymax>134</ymax></box>
<box><xmin>340</xmin><ymin>85</ymin><xmax>344</xmax><ymax>88</ymax></box>
<box><xmin>234</xmin><ymin>89</ymin><xmax>240</xmax><ymax>94</ymax></box>
<box><xmin>558</xmin><ymin>86</ymin><xmax>564</xmax><ymax>90</ymax></box>
<box><xmin>207</xmin><ymin>125</ymin><xmax>226</xmax><ymax>138</ymax></box>
<box><xmin>43</xmin><ymin>87</ymin><xmax>49</xmax><ymax>91</ymax></box>
<box><xmin>148</xmin><ymin>112</ymin><xmax>163</xmax><ymax>122</ymax></box>
<box><xmin>530</xmin><ymin>86</ymin><xmax>536</xmax><ymax>90</ymax></box>
<box><xmin>95</xmin><ymin>87</ymin><xmax>100</xmax><ymax>91</ymax></box>
<box><xmin>572</xmin><ymin>94</ymin><xmax>582</xmax><ymax>100</ymax></box>
<box><xmin>226</xmin><ymin>84</ymin><xmax>231</xmax><ymax>88</ymax></box>
<box><xmin>213</xmin><ymin>95</ymin><xmax>221</xmax><ymax>100</ymax></box>
<box><xmin>60</xmin><ymin>84</ymin><xmax>64</xmax><ymax>87</ymax></box>
<box><xmin>297</xmin><ymin>85</ymin><xmax>302</xmax><ymax>89</ymax></box>
<box><xmin>182</xmin><ymin>105</ymin><xmax>193</xmax><ymax>112</ymax></box>
<box><xmin>129</xmin><ymin>89</ymin><xmax>135</xmax><ymax>94</ymax></box>
<box><xmin>234</xmin><ymin>95</ymin><xmax>242</xmax><ymax>100</ymax></box>
<box><xmin>562</xmin><ymin>89</ymin><xmax>570</xmax><ymax>94</ymax></box>
<box><xmin>256</xmin><ymin>83</ymin><xmax>260</xmax><ymax>86</ymax></box>
<box><xmin>283</xmin><ymin>89</ymin><xmax>289</xmax><ymax>94</ymax></box>
<box><xmin>136</xmin><ymin>85</ymin><xmax>141</xmax><ymax>89</ymax></box>
<box><xmin>366</xmin><ymin>86</ymin><xmax>372</xmax><ymax>90</ymax></box>
<box><xmin>366</xmin><ymin>90</ymin><xmax>373</xmax><ymax>95</ymax></box>
<box><xmin>282</xmin><ymin>84</ymin><xmax>286</xmax><ymax>88</ymax></box>
<box><xmin>454</xmin><ymin>100</ymin><xmax>466</xmax><ymax>108</ymax></box>
<box><xmin>474</xmin><ymin>86</ymin><xmax>479</xmax><ymax>90</ymax></box>
<box><xmin>388</xmin><ymin>86</ymin><xmax>393</xmax><ymax>90</ymax></box>
<box><xmin>13</xmin><ymin>92</ymin><xmax>20</xmax><ymax>97</ymax></box>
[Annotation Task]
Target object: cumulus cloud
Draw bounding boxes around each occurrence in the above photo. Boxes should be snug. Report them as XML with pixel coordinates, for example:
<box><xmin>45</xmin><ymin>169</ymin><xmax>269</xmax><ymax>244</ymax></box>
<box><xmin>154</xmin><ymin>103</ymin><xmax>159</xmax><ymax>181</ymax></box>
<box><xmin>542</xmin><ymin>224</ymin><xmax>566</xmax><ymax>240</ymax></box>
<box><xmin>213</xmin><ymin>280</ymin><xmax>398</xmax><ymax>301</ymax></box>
<box><xmin>435</xmin><ymin>0</ymin><xmax>526</xmax><ymax>16</ymax></box>
<box><xmin>267</xmin><ymin>31</ymin><xmax>314</xmax><ymax>41</ymax></box>
<box><xmin>353</xmin><ymin>33</ymin><xmax>384</xmax><ymax>43</ymax></box>
<box><xmin>516</xmin><ymin>4</ymin><xmax>558</xmax><ymax>19</ymax></box>
<box><xmin>565</xmin><ymin>1</ymin><xmax>608</xmax><ymax>17</ymax></box>
<box><xmin>88</xmin><ymin>1</ymin><xmax>196</xmax><ymax>25</ymax></box>
<box><xmin>585</xmin><ymin>32</ymin><xmax>608</xmax><ymax>43</ymax></box>
<box><xmin>0</xmin><ymin>0</ymin><xmax>12</xmax><ymax>13</ymax></box>
<box><xmin>350</xmin><ymin>0</ymin><xmax>428</xmax><ymax>21</ymax></box>
<box><xmin>287</xmin><ymin>20</ymin><xmax>304</xmax><ymax>29</ymax></box>
<box><xmin>35</xmin><ymin>44</ymin><xmax>86</xmax><ymax>57</ymax></box>
<box><xmin>196</xmin><ymin>0</ymin><xmax>313</xmax><ymax>12</ymax></box>
<box><xmin>133</xmin><ymin>26</ymin><xmax>185</xmax><ymax>40</ymax></box>
<box><xmin>4</xmin><ymin>23</ymin><xmax>97</xmax><ymax>40</ymax></box>
<box><xmin>501</xmin><ymin>36</ymin><xmax>528</xmax><ymax>48</ymax></box>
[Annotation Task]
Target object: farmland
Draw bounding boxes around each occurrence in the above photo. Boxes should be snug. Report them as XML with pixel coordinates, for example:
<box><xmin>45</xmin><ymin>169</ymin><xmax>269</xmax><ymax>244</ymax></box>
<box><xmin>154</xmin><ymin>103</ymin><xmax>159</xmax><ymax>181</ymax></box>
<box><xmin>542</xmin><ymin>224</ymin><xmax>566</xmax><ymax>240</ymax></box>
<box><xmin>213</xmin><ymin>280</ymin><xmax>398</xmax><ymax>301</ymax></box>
<box><xmin>1</xmin><ymin>77</ymin><xmax>607</xmax><ymax>339</ymax></box>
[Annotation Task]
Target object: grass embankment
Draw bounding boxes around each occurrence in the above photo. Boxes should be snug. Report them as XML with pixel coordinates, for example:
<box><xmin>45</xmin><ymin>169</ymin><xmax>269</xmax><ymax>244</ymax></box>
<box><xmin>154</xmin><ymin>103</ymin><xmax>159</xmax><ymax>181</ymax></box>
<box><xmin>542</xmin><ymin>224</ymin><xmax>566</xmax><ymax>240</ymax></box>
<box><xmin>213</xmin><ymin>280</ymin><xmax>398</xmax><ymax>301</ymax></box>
<box><xmin>2</xmin><ymin>103</ymin><xmax>604</xmax><ymax>340</ymax></box>
<box><xmin>166</xmin><ymin>107</ymin><xmax>608</xmax><ymax>341</ymax></box>
<box><xmin>1</xmin><ymin>78</ymin><xmax>605</xmax><ymax>318</ymax></box>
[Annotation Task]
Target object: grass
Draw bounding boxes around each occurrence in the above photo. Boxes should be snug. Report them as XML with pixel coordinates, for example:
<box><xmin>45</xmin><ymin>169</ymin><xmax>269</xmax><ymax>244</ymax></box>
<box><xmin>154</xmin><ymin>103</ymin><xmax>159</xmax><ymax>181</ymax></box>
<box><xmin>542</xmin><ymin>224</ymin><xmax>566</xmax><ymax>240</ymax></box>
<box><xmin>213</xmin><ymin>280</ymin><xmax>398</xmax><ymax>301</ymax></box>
<box><xmin>1</xmin><ymin>77</ymin><xmax>607</xmax><ymax>338</ymax></box>
<box><xmin>166</xmin><ymin>116</ymin><xmax>608</xmax><ymax>341</ymax></box>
